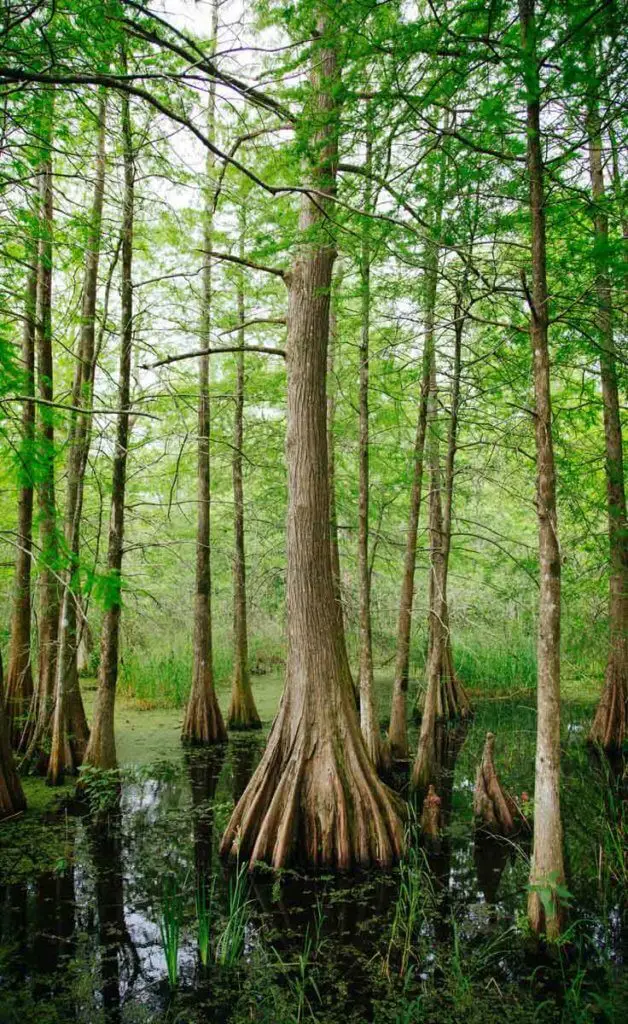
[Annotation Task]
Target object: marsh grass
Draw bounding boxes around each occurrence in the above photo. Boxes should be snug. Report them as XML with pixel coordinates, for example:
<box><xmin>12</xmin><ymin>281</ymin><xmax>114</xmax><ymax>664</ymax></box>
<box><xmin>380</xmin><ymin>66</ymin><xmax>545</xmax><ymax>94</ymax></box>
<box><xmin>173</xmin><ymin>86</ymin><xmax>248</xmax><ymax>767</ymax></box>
<box><xmin>196</xmin><ymin>874</ymin><xmax>216</xmax><ymax>967</ymax></box>
<box><xmin>160</xmin><ymin>873</ymin><xmax>183</xmax><ymax>988</ymax></box>
<box><xmin>386</xmin><ymin>834</ymin><xmax>434</xmax><ymax>978</ymax></box>
<box><xmin>272</xmin><ymin>900</ymin><xmax>326</xmax><ymax>1024</ymax></box>
<box><xmin>216</xmin><ymin>860</ymin><xmax>251</xmax><ymax>966</ymax></box>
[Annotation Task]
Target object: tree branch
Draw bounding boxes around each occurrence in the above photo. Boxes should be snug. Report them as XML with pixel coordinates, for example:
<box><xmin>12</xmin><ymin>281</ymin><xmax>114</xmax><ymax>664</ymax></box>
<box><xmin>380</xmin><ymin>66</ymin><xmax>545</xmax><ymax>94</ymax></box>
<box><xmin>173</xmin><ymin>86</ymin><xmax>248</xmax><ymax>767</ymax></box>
<box><xmin>142</xmin><ymin>345</ymin><xmax>286</xmax><ymax>370</ymax></box>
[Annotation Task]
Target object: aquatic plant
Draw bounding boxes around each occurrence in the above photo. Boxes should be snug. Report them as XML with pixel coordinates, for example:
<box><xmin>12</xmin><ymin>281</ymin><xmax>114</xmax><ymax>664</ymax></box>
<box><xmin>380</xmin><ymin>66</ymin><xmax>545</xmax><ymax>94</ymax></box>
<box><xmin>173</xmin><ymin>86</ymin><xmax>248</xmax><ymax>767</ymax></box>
<box><xmin>196</xmin><ymin>874</ymin><xmax>215</xmax><ymax>967</ymax></box>
<box><xmin>385</xmin><ymin>842</ymin><xmax>433</xmax><ymax>978</ymax></box>
<box><xmin>216</xmin><ymin>860</ymin><xmax>251</xmax><ymax>966</ymax></box>
<box><xmin>159</xmin><ymin>873</ymin><xmax>182</xmax><ymax>988</ymax></box>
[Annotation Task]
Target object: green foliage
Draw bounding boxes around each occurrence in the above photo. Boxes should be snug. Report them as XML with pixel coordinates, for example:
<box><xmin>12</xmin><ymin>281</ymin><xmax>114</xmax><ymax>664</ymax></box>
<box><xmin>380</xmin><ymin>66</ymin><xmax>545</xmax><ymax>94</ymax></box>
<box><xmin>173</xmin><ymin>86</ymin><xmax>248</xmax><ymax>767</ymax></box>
<box><xmin>159</xmin><ymin>872</ymin><xmax>183</xmax><ymax>989</ymax></box>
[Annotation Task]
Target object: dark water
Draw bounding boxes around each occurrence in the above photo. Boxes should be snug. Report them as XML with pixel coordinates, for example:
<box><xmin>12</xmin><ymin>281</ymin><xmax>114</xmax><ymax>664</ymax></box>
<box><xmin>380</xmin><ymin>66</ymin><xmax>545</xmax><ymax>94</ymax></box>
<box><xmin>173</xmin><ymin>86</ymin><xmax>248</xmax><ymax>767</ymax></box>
<box><xmin>0</xmin><ymin>700</ymin><xmax>626</xmax><ymax>1023</ymax></box>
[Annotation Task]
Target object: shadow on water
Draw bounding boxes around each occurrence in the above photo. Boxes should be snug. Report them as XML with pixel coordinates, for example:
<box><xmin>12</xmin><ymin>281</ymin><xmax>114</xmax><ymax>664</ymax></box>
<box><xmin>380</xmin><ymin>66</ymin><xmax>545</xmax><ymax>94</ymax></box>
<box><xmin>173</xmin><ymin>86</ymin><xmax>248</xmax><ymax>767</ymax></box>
<box><xmin>0</xmin><ymin>699</ymin><xmax>626</xmax><ymax>1023</ymax></box>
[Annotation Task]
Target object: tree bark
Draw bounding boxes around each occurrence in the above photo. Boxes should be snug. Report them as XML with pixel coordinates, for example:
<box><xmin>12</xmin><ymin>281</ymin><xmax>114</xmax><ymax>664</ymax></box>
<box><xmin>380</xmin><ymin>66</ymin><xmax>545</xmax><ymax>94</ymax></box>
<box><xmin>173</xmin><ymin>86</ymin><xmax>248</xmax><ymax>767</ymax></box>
<box><xmin>519</xmin><ymin>0</ymin><xmax>565</xmax><ymax>941</ymax></box>
<box><xmin>0</xmin><ymin>661</ymin><xmax>26</xmax><ymax>820</ymax></box>
<box><xmin>357</xmin><ymin>126</ymin><xmax>383</xmax><ymax>771</ymax></box>
<box><xmin>182</xmin><ymin>0</ymin><xmax>226</xmax><ymax>745</ymax></box>
<box><xmin>5</xmin><ymin>251</ymin><xmax>37</xmax><ymax>747</ymax></box>
<box><xmin>48</xmin><ymin>94</ymin><xmax>107</xmax><ymax>783</ymax></box>
<box><xmin>586</xmin><ymin>91</ymin><xmax>628</xmax><ymax>751</ymax></box>
<box><xmin>327</xmin><ymin>267</ymin><xmax>344</xmax><ymax>633</ymax></box>
<box><xmin>83</xmin><ymin>79</ymin><xmax>134</xmax><ymax>770</ymax></box>
<box><xmin>227</xmin><ymin>231</ymin><xmax>261</xmax><ymax>731</ymax></box>
<box><xmin>220</xmin><ymin>15</ymin><xmax>404</xmax><ymax>870</ymax></box>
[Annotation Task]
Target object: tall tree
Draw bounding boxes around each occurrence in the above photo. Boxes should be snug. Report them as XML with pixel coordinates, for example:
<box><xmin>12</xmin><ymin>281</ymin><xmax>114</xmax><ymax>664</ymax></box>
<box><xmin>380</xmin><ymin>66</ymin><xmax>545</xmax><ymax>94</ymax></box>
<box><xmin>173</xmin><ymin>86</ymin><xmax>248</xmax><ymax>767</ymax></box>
<box><xmin>519</xmin><ymin>0</ymin><xmax>566</xmax><ymax>940</ymax></box>
<box><xmin>48</xmin><ymin>93</ymin><xmax>108</xmax><ymax>783</ymax></box>
<box><xmin>227</xmin><ymin>223</ymin><xmax>261</xmax><ymax>731</ymax></box>
<box><xmin>388</xmin><ymin>329</ymin><xmax>431</xmax><ymax>760</ymax></box>
<box><xmin>26</xmin><ymin>88</ymin><xmax>59</xmax><ymax>769</ymax></box>
<box><xmin>357</xmin><ymin>124</ymin><xmax>384</xmax><ymax>770</ymax></box>
<box><xmin>182</xmin><ymin>0</ymin><xmax>226</xmax><ymax>745</ymax></box>
<box><xmin>5</xmin><ymin>246</ymin><xmax>37</xmax><ymax>746</ymax></box>
<box><xmin>586</xmin><ymin>77</ymin><xmax>628</xmax><ymax>751</ymax></box>
<box><xmin>83</xmin><ymin>82</ymin><xmax>134</xmax><ymax>770</ymax></box>
<box><xmin>220</xmin><ymin>13</ymin><xmax>404</xmax><ymax>869</ymax></box>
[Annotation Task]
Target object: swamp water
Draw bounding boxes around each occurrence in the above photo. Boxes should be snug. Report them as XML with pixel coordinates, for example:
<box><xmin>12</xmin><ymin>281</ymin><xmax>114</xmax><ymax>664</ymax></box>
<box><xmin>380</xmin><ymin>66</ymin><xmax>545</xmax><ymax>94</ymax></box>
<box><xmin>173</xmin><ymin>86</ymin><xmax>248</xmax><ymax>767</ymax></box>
<box><xmin>0</xmin><ymin>697</ymin><xmax>626</xmax><ymax>1024</ymax></box>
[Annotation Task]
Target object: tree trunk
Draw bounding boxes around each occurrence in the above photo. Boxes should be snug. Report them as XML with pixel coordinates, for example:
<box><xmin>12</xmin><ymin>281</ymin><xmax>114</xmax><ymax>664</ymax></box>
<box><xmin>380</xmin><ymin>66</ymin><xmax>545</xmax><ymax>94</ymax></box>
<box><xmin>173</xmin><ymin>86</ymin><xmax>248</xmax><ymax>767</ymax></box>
<box><xmin>227</xmin><ymin>237</ymin><xmax>261</xmax><ymax>731</ymax></box>
<box><xmin>586</xmin><ymin>94</ymin><xmax>628</xmax><ymax>750</ymax></box>
<box><xmin>220</xmin><ymin>16</ymin><xmax>404</xmax><ymax>870</ymax></box>
<box><xmin>357</xmin><ymin>128</ymin><xmax>383</xmax><ymax>771</ymax></box>
<box><xmin>412</xmin><ymin>239</ymin><xmax>470</xmax><ymax>792</ymax></box>
<box><xmin>27</xmin><ymin>90</ymin><xmax>59</xmax><ymax>770</ymax></box>
<box><xmin>0</xmin><ymin>662</ymin><xmax>26</xmax><ymax>820</ymax></box>
<box><xmin>182</xmin><ymin>0</ymin><xmax>226</xmax><ymax>745</ymax></box>
<box><xmin>473</xmin><ymin>732</ymin><xmax>525</xmax><ymax>837</ymax></box>
<box><xmin>388</xmin><ymin>338</ymin><xmax>431</xmax><ymax>759</ymax></box>
<box><xmin>48</xmin><ymin>94</ymin><xmax>107</xmax><ymax>783</ymax></box>
<box><xmin>327</xmin><ymin>268</ymin><xmax>344</xmax><ymax>633</ymax></box>
<box><xmin>519</xmin><ymin>0</ymin><xmax>565</xmax><ymax>941</ymax></box>
<box><xmin>83</xmin><ymin>80</ymin><xmax>134</xmax><ymax>771</ymax></box>
<box><xmin>5</xmin><ymin>252</ymin><xmax>37</xmax><ymax>747</ymax></box>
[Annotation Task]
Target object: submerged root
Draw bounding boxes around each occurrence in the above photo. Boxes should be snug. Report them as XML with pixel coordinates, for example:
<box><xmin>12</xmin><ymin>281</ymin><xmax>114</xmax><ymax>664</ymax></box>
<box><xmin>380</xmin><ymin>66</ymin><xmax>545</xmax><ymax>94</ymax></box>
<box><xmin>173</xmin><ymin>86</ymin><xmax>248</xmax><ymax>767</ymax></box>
<box><xmin>589</xmin><ymin>653</ymin><xmax>627</xmax><ymax>752</ymax></box>
<box><xmin>473</xmin><ymin>732</ymin><xmax>526</xmax><ymax>837</ymax></box>
<box><xmin>220</xmin><ymin>705</ymin><xmax>405</xmax><ymax>870</ymax></box>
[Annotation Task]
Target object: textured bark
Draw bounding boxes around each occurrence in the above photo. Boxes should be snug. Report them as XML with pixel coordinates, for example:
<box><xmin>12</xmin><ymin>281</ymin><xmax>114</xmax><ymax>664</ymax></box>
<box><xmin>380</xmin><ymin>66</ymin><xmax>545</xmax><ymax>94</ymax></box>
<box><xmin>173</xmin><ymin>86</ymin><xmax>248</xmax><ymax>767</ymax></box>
<box><xmin>227</xmin><ymin>250</ymin><xmax>261</xmax><ymax>731</ymax></box>
<box><xmin>28</xmin><ymin>92</ymin><xmax>59</xmax><ymax>769</ymax></box>
<box><xmin>0</xmin><ymin>661</ymin><xmax>26</xmax><ymax>819</ymax></box>
<box><xmin>48</xmin><ymin>94</ymin><xmax>107</xmax><ymax>783</ymax></box>
<box><xmin>519</xmin><ymin>0</ymin><xmax>565</xmax><ymax>941</ymax></box>
<box><xmin>388</xmin><ymin>339</ymin><xmax>431</xmax><ymax>760</ymax></box>
<box><xmin>473</xmin><ymin>732</ymin><xmax>525</xmax><ymax>836</ymax></box>
<box><xmin>220</xmin><ymin>17</ymin><xmax>404</xmax><ymax>870</ymax></box>
<box><xmin>183</xmin><ymin>0</ymin><xmax>226</xmax><ymax>745</ymax></box>
<box><xmin>5</xmin><ymin>254</ymin><xmax>37</xmax><ymax>747</ymax></box>
<box><xmin>327</xmin><ymin>268</ymin><xmax>344</xmax><ymax>633</ymax></box>
<box><xmin>357</xmin><ymin>130</ymin><xmax>383</xmax><ymax>770</ymax></box>
<box><xmin>83</xmin><ymin>82</ymin><xmax>134</xmax><ymax>771</ymax></box>
<box><xmin>586</xmin><ymin>93</ymin><xmax>628</xmax><ymax>752</ymax></box>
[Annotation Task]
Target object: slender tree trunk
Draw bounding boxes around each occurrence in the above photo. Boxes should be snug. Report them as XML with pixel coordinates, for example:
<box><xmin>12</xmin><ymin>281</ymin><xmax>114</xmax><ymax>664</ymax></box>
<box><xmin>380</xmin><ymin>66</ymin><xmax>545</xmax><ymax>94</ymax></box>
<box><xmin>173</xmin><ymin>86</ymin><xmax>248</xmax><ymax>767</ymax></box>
<box><xmin>519</xmin><ymin>0</ymin><xmax>565</xmax><ymax>940</ymax></box>
<box><xmin>48</xmin><ymin>94</ymin><xmax>107</xmax><ymax>783</ymax></box>
<box><xmin>357</xmin><ymin>131</ymin><xmax>383</xmax><ymax>769</ymax></box>
<box><xmin>5</xmin><ymin>253</ymin><xmax>37</xmax><ymax>747</ymax></box>
<box><xmin>328</xmin><ymin>268</ymin><xmax>344</xmax><ymax>632</ymax></box>
<box><xmin>586</xmin><ymin>93</ymin><xmax>628</xmax><ymax>750</ymax></box>
<box><xmin>83</xmin><ymin>82</ymin><xmax>134</xmax><ymax>770</ymax></box>
<box><xmin>388</xmin><ymin>337</ymin><xmax>431</xmax><ymax>759</ymax></box>
<box><xmin>182</xmin><ymin>0</ymin><xmax>226</xmax><ymax>745</ymax></box>
<box><xmin>27</xmin><ymin>91</ymin><xmax>59</xmax><ymax>769</ymax></box>
<box><xmin>227</xmin><ymin>234</ymin><xmax>261</xmax><ymax>731</ymax></box>
<box><xmin>220</xmin><ymin>15</ymin><xmax>404</xmax><ymax>870</ymax></box>
<box><xmin>0</xmin><ymin>660</ymin><xmax>26</xmax><ymax>819</ymax></box>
